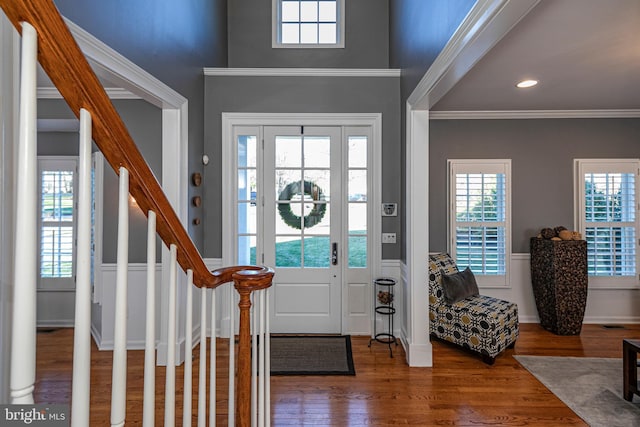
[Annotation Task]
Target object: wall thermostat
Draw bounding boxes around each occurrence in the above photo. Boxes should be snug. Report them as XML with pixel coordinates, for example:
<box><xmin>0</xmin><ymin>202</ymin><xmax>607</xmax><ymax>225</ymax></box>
<box><xmin>382</xmin><ymin>203</ymin><xmax>397</xmax><ymax>217</ymax></box>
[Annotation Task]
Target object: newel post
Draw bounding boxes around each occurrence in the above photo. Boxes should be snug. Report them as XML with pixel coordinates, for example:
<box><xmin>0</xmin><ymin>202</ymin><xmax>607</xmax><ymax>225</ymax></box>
<box><xmin>233</xmin><ymin>267</ymin><xmax>274</xmax><ymax>427</ymax></box>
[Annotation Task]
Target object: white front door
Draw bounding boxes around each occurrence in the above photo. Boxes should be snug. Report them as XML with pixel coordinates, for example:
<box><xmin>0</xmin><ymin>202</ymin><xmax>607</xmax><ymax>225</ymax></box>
<box><xmin>230</xmin><ymin>119</ymin><xmax>375</xmax><ymax>335</ymax></box>
<box><xmin>264</xmin><ymin>126</ymin><xmax>342</xmax><ymax>333</ymax></box>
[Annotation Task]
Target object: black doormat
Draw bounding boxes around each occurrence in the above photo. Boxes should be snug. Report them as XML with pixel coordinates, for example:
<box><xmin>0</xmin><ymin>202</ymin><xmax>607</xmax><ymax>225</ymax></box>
<box><xmin>270</xmin><ymin>335</ymin><xmax>355</xmax><ymax>376</ymax></box>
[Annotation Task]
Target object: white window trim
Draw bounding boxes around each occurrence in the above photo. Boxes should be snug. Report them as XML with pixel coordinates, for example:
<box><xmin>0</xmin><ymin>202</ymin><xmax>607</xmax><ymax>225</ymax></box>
<box><xmin>272</xmin><ymin>0</ymin><xmax>345</xmax><ymax>49</ymax></box>
<box><xmin>573</xmin><ymin>158</ymin><xmax>640</xmax><ymax>289</ymax></box>
<box><xmin>37</xmin><ymin>156</ymin><xmax>78</xmax><ymax>291</ymax></box>
<box><xmin>447</xmin><ymin>159</ymin><xmax>512</xmax><ymax>288</ymax></box>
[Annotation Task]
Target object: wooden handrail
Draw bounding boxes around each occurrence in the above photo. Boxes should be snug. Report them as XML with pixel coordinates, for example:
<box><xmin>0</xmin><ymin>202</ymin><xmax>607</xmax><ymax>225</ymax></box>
<box><xmin>0</xmin><ymin>0</ymin><xmax>215</xmax><ymax>287</ymax></box>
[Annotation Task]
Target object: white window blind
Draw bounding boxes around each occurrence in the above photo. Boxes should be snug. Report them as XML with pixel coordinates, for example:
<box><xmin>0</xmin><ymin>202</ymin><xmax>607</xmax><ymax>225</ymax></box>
<box><xmin>448</xmin><ymin>160</ymin><xmax>511</xmax><ymax>287</ymax></box>
<box><xmin>575</xmin><ymin>159</ymin><xmax>640</xmax><ymax>287</ymax></box>
<box><xmin>38</xmin><ymin>157</ymin><xmax>78</xmax><ymax>291</ymax></box>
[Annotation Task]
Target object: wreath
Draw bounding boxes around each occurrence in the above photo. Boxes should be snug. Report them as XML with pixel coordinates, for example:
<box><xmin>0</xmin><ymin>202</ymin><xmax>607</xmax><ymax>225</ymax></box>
<box><xmin>278</xmin><ymin>180</ymin><xmax>326</xmax><ymax>229</ymax></box>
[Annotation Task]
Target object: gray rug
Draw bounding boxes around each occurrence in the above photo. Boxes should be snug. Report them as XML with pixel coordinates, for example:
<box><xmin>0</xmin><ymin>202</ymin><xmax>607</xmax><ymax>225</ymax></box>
<box><xmin>515</xmin><ymin>356</ymin><xmax>640</xmax><ymax>427</ymax></box>
<box><xmin>270</xmin><ymin>335</ymin><xmax>355</xmax><ymax>375</ymax></box>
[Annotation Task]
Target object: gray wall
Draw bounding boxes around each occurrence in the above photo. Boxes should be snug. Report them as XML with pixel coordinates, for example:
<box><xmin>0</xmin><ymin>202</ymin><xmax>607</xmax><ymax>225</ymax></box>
<box><xmin>388</xmin><ymin>0</ymin><xmax>476</xmax><ymax>262</ymax></box>
<box><xmin>53</xmin><ymin>0</ymin><xmax>229</xmax><ymax>251</ymax></box>
<box><xmin>228</xmin><ymin>0</ymin><xmax>389</xmax><ymax>68</ymax></box>
<box><xmin>204</xmin><ymin>75</ymin><xmax>401</xmax><ymax>259</ymax></box>
<box><xmin>429</xmin><ymin>118</ymin><xmax>640</xmax><ymax>254</ymax></box>
<box><xmin>38</xmin><ymin>99</ymin><xmax>163</xmax><ymax>263</ymax></box>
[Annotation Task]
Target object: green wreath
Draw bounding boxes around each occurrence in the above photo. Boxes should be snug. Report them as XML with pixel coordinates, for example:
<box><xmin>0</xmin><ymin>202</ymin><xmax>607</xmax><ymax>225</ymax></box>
<box><xmin>278</xmin><ymin>180</ymin><xmax>327</xmax><ymax>229</ymax></box>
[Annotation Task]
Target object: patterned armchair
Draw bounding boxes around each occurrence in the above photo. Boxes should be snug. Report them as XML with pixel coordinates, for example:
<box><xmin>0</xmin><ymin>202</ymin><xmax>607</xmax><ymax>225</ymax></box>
<box><xmin>428</xmin><ymin>253</ymin><xmax>519</xmax><ymax>364</ymax></box>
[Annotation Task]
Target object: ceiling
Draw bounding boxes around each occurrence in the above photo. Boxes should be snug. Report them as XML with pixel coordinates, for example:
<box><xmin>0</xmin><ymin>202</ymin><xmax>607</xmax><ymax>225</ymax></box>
<box><xmin>433</xmin><ymin>0</ymin><xmax>640</xmax><ymax>112</ymax></box>
<box><xmin>36</xmin><ymin>0</ymin><xmax>640</xmax><ymax>114</ymax></box>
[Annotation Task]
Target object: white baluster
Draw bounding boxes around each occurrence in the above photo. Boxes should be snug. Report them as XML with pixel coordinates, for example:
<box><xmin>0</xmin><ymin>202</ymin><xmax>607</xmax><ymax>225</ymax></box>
<box><xmin>183</xmin><ymin>270</ymin><xmax>194</xmax><ymax>426</ymax></box>
<box><xmin>10</xmin><ymin>21</ymin><xmax>37</xmax><ymax>406</ymax></box>
<box><xmin>164</xmin><ymin>244</ymin><xmax>178</xmax><ymax>427</ymax></box>
<box><xmin>71</xmin><ymin>108</ymin><xmax>92</xmax><ymax>427</ymax></box>
<box><xmin>209</xmin><ymin>289</ymin><xmax>217</xmax><ymax>427</ymax></box>
<box><xmin>228</xmin><ymin>283</ymin><xmax>235</xmax><ymax>427</ymax></box>
<box><xmin>197</xmin><ymin>287</ymin><xmax>207</xmax><ymax>427</ymax></box>
<box><xmin>111</xmin><ymin>167</ymin><xmax>129</xmax><ymax>427</ymax></box>
<box><xmin>143</xmin><ymin>210</ymin><xmax>156</xmax><ymax>427</ymax></box>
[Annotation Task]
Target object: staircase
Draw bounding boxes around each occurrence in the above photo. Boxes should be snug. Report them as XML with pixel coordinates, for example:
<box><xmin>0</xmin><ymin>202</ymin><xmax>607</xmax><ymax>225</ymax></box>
<box><xmin>1</xmin><ymin>0</ymin><xmax>273</xmax><ymax>425</ymax></box>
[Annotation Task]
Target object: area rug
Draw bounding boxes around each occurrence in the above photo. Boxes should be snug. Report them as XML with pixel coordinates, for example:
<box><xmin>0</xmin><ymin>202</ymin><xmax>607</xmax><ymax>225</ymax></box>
<box><xmin>270</xmin><ymin>335</ymin><xmax>355</xmax><ymax>376</ymax></box>
<box><xmin>515</xmin><ymin>355</ymin><xmax>640</xmax><ymax>427</ymax></box>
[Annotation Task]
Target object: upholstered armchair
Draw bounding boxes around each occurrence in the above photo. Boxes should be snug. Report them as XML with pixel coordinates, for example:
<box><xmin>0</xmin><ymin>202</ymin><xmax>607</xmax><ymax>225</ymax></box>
<box><xmin>428</xmin><ymin>253</ymin><xmax>519</xmax><ymax>364</ymax></box>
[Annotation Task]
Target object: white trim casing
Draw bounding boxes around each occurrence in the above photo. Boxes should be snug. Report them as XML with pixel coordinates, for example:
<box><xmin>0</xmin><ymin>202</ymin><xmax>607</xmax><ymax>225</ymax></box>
<box><xmin>430</xmin><ymin>110</ymin><xmax>640</xmax><ymax>120</ymax></box>
<box><xmin>447</xmin><ymin>159</ymin><xmax>512</xmax><ymax>288</ymax></box>
<box><xmin>271</xmin><ymin>0</ymin><xmax>345</xmax><ymax>49</ymax></box>
<box><xmin>0</xmin><ymin>13</ymin><xmax>19</xmax><ymax>404</ymax></box>
<box><xmin>573</xmin><ymin>158</ymin><xmax>640</xmax><ymax>289</ymax></box>
<box><xmin>221</xmin><ymin>113</ymin><xmax>382</xmax><ymax>336</ymax></box>
<box><xmin>204</xmin><ymin>68</ymin><xmax>400</xmax><ymax>77</ymax></box>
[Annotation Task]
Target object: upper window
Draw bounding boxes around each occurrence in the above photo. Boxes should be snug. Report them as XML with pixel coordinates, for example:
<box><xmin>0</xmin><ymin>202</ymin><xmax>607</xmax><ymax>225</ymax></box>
<box><xmin>574</xmin><ymin>159</ymin><xmax>640</xmax><ymax>288</ymax></box>
<box><xmin>273</xmin><ymin>0</ymin><xmax>344</xmax><ymax>48</ymax></box>
<box><xmin>448</xmin><ymin>159</ymin><xmax>511</xmax><ymax>287</ymax></box>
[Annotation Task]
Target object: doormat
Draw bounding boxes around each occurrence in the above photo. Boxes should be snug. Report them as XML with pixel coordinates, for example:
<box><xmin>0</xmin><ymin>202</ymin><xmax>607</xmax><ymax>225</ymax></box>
<box><xmin>270</xmin><ymin>335</ymin><xmax>355</xmax><ymax>376</ymax></box>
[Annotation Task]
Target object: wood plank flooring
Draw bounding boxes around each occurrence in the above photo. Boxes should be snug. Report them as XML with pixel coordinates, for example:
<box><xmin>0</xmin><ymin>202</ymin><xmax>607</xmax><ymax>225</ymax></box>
<box><xmin>32</xmin><ymin>323</ymin><xmax>640</xmax><ymax>426</ymax></box>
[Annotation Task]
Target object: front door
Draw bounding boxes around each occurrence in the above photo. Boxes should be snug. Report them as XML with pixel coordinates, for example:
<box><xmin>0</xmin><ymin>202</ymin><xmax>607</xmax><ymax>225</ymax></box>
<box><xmin>264</xmin><ymin>126</ymin><xmax>342</xmax><ymax>333</ymax></box>
<box><xmin>231</xmin><ymin>121</ymin><xmax>373</xmax><ymax>335</ymax></box>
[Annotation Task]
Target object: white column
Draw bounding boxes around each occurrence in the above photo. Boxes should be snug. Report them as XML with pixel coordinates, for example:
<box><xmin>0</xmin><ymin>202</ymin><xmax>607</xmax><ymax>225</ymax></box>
<box><xmin>110</xmin><ymin>167</ymin><xmax>130</xmax><ymax>427</ymax></box>
<box><xmin>405</xmin><ymin>107</ymin><xmax>432</xmax><ymax>367</ymax></box>
<box><xmin>143</xmin><ymin>210</ymin><xmax>156</xmax><ymax>427</ymax></box>
<box><xmin>10</xmin><ymin>21</ymin><xmax>37</xmax><ymax>405</ymax></box>
<box><xmin>71</xmin><ymin>108</ymin><xmax>92</xmax><ymax>426</ymax></box>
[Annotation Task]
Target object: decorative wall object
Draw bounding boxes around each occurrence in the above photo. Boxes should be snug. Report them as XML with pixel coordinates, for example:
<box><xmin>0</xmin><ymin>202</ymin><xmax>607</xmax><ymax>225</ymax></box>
<box><xmin>191</xmin><ymin>172</ymin><xmax>202</xmax><ymax>186</ymax></box>
<box><xmin>530</xmin><ymin>238</ymin><xmax>588</xmax><ymax>335</ymax></box>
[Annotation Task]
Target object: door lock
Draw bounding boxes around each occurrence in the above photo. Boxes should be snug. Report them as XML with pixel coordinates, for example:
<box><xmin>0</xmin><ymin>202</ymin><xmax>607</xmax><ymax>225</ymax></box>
<box><xmin>332</xmin><ymin>242</ymin><xmax>338</xmax><ymax>265</ymax></box>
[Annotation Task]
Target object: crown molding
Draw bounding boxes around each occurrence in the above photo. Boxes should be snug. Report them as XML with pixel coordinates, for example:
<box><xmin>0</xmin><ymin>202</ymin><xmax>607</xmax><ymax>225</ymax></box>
<box><xmin>429</xmin><ymin>110</ymin><xmax>640</xmax><ymax>119</ymax></box>
<box><xmin>203</xmin><ymin>67</ymin><xmax>401</xmax><ymax>77</ymax></box>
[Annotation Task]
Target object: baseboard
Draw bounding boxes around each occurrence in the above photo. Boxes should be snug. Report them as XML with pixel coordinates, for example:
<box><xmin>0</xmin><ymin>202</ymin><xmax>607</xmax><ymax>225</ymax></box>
<box><xmin>36</xmin><ymin>320</ymin><xmax>74</xmax><ymax>328</ymax></box>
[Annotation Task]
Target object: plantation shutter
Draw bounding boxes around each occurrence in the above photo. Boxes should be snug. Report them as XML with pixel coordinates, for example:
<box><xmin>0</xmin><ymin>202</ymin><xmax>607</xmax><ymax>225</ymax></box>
<box><xmin>448</xmin><ymin>160</ymin><xmax>511</xmax><ymax>287</ymax></box>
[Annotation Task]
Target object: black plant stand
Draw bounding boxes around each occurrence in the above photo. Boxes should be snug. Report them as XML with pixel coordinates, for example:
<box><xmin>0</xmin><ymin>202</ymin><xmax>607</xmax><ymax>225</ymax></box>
<box><xmin>369</xmin><ymin>277</ymin><xmax>398</xmax><ymax>357</ymax></box>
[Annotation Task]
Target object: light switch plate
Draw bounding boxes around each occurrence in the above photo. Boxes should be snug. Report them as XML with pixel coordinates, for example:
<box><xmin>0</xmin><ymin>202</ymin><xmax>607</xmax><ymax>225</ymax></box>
<box><xmin>382</xmin><ymin>233</ymin><xmax>396</xmax><ymax>244</ymax></box>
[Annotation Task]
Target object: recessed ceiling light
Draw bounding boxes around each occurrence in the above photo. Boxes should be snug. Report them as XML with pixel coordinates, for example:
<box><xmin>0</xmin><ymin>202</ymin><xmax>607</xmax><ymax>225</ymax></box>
<box><xmin>516</xmin><ymin>79</ymin><xmax>538</xmax><ymax>88</ymax></box>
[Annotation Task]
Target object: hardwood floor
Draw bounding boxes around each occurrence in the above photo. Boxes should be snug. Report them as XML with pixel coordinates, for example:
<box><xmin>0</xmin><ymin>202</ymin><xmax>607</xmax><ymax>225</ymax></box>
<box><xmin>33</xmin><ymin>323</ymin><xmax>640</xmax><ymax>426</ymax></box>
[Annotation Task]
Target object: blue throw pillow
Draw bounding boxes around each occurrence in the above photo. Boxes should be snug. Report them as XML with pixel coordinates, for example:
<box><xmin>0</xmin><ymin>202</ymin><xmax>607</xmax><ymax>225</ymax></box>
<box><xmin>441</xmin><ymin>267</ymin><xmax>479</xmax><ymax>304</ymax></box>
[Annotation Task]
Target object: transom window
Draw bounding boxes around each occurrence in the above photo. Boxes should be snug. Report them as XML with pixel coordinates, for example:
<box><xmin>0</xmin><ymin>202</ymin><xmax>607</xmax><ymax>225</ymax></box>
<box><xmin>575</xmin><ymin>159</ymin><xmax>640</xmax><ymax>288</ymax></box>
<box><xmin>273</xmin><ymin>0</ymin><xmax>344</xmax><ymax>47</ymax></box>
<box><xmin>448</xmin><ymin>159</ymin><xmax>511</xmax><ymax>287</ymax></box>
